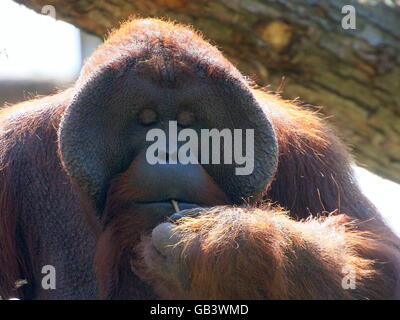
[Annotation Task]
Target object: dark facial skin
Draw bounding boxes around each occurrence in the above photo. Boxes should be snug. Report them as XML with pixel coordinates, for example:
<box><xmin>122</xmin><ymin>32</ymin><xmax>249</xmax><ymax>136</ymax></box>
<box><xmin>59</xmin><ymin>59</ymin><xmax>278</xmax><ymax>214</ymax></box>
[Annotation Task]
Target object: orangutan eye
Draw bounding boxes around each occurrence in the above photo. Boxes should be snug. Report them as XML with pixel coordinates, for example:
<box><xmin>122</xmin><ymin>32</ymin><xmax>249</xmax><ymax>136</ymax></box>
<box><xmin>177</xmin><ymin>110</ymin><xmax>195</xmax><ymax>127</ymax></box>
<box><xmin>138</xmin><ymin>108</ymin><xmax>158</xmax><ymax>125</ymax></box>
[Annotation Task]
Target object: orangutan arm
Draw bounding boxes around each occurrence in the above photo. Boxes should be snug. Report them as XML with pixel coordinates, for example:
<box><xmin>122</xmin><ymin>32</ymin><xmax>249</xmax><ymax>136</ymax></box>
<box><xmin>135</xmin><ymin>207</ymin><xmax>396</xmax><ymax>300</ymax></box>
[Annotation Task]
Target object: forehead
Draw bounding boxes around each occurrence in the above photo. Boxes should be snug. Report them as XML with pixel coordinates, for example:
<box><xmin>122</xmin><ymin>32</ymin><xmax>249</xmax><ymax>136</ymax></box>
<box><xmin>100</xmin><ymin>43</ymin><xmax>246</xmax><ymax>115</ymax></box>
<box><xmin>133</xmin><ymin>57</ymin><xmax>198</xmax><ymax>88</ymax></box>
<box><xmin>107</xmin><ymin>61</ymin><xmax>209</xmax><ymax>114</ymax></box>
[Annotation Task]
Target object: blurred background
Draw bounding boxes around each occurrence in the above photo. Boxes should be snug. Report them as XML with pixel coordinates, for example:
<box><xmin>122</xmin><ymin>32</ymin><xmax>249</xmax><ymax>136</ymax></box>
<box><xmin>0</xmin><ymin>0</ymin><xmax>101</xmax><ymax>105</ymax></box>
<box><xmin>0</xmin><ymin>0</ymin><xmax>399</xmax><ymax>234</ymax></box>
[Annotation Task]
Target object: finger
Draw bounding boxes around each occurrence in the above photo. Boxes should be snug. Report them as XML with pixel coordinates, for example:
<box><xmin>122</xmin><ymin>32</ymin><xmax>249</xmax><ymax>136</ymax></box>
<box><xmin>151</xmin><ymin>222</ymin><xmax>182</xmax><ymax>256</ymax></box>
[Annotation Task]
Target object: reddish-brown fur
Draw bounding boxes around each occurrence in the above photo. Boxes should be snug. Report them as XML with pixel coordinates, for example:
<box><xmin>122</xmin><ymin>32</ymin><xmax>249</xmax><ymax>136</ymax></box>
<box><xmin>136</xmin><ymin>208</ymin><xmax>394</xmax><ymax>299</ymax></box>
<box><xmin>0</xmin><ymin>18</ymin><xmax>399</xmax><ymax>299</ymax></box>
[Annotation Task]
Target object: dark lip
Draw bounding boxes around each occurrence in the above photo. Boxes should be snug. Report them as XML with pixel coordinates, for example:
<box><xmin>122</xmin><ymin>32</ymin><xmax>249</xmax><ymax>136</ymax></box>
<box><xmin>135</xmin><ymin>200</ymin><xmax>201</xmax><ymax>206</ymax></box>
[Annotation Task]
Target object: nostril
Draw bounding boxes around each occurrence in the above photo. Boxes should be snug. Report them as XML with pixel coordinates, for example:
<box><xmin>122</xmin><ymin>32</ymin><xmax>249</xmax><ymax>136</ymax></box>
<box><xmin>157</xmin><ymin>149</ymin><xmax>174</xmax><ymax>162</ymax></box>
<box><xmin>157</xmin><ymin>145</ymin><xmax>179</xmax><ymax>163</ymax></box>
